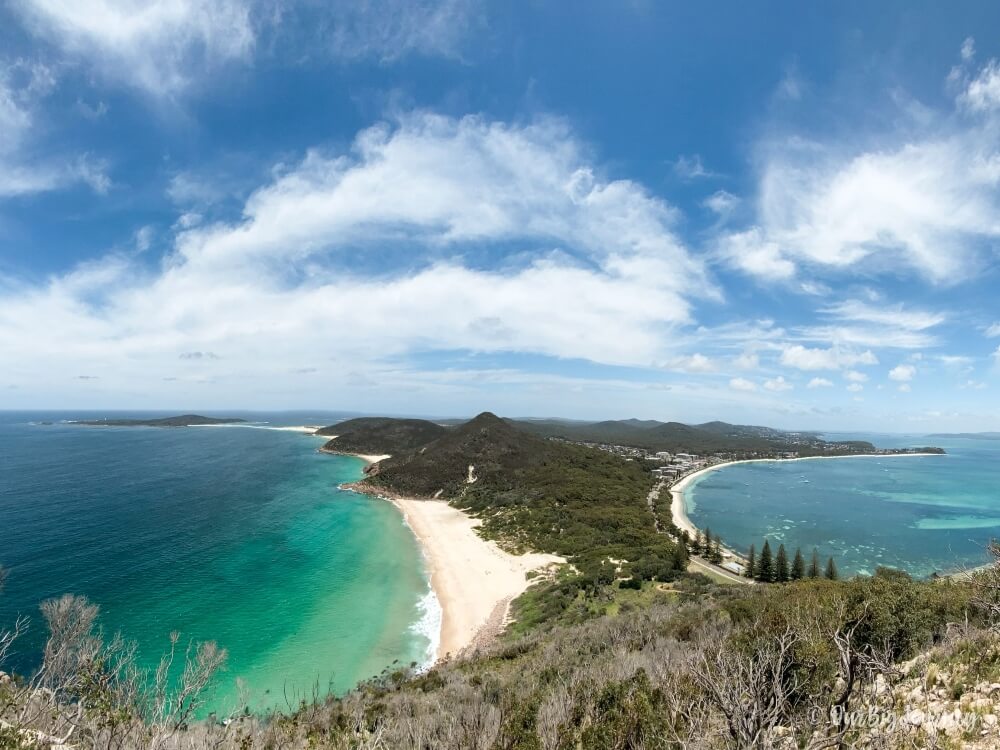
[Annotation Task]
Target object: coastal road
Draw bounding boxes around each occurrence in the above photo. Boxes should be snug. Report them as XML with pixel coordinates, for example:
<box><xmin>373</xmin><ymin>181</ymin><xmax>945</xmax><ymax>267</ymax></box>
<box><xmin>688</xmin><ymin>556</ymin><xmax>752</xmax><ymax>585</ymax></box>
<box><xmin>647</xmin><ymin>479</ymin><xmax>752</xmax><ymax>585</ymax></box>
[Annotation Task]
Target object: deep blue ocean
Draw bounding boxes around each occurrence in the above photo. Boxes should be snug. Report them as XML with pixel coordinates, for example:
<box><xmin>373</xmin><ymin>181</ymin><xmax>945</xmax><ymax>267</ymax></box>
<box><xmin>685</xmin><ymin>433</ymin><xmax>1000</xmax><ymax>577</ymax></box>
<box><xmin>0</xmin><ymin>411</ymin><xmax>435</xmax><ymax>715</ymax></box>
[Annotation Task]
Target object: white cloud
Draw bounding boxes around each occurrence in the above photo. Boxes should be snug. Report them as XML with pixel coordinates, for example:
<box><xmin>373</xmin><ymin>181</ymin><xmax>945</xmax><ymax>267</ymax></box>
<box><xmin>986</xmin><ymin>322</ymin><xmax>1000</xmax><ymax>337</ymax></box>
<box><xmin>807</xmin><ymin>377</ymin><xmax>833</xmax><ymax>388</ymax></box>
<box><xmin>823</xmin><ymin>299</ymin><xmax>945</xmax><ymax>332</ymax></box>
<box><xmin>729</xmin><ymin>377</ymin><xmax>757</xmax><ymax>392</ymax></box>
<box><xmin>703</xmin><ymin>189</ymin><xmax>739</xmax><ymax>217</ymax></box>
<box><xmin>718</xmin><ymin>48</ymin><xmax>1000</xmax><ymax>285</ymax></box>
<box><xmin>14</xmin><ymin>0</ymin><xmax>255</xmax><ymax>97</ymax></box>
<box><xmin>0</xmin><ymin>112</ymin><xmax>718</xmax><ymax>401</ymax></box>
<box><xmin>0</xmin><ymin>59</ymin><xmax>110</xmax><ymax>197</ymax></box>
<box><xmin>763</xmin><ymin>375</ymin><xmax>793</xmax><ymax>392</ymax></box>
<box><xmin>673</xmin><ymin>154</ymin><xmax>715</xmax><ymax>180</ymax></box>
<box><xmin>318</xmin><ymin>0</ymin><xmax>481</xmax><ymax>63</ymax></box>
<box><xmin>958</xmin><ymin>58</ymin><xmax>1000</xmax><ymax>112</ymax></box>
<box><xmin>844</xmin><ymin>370</ymin><xmax>868</xmax><ymax>383</ymax></box>
<box><xmin>717</xmin><ymin>227</ymin><xmax>796</xmax><ymax>280</ymax></box>
<box><xmin>847</xmin><ymin>383</ymin><xmax>864</xmax><ymax>393</ymax></box>
<box><xmin>961</xmin><ymin>37</ymin><xmax>976</xmax><ymax>63</ymax></box>
<box><xmin>897</xmin><ymin>383</ymin><xmax>911</xmax><ymax>393</ymax></box>
<box><xmin>888</xmin><ymin>364</ymin><xmax>916</xmax><ymax>382</ymax></box>
<box><xmin>733</xmin><ymin>351</ymin><xmax>759</xmax><ymax>370</ymax></box>
<box><xmin>666</xmin><ymin>353</ymin><xmax>716</xmax><ymax>374</ymax></box>
<box><xmin>779</xmin><ymin>344</ymin><xmax>878</xmax><ymax>371</ymax></box>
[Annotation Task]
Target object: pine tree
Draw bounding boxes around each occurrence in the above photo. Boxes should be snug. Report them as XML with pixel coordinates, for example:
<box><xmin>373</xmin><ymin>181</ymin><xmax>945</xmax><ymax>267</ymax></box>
<box><xmin>672</xmin><ymin>543</ymin><xmax>689</xmax><ymax>570</ymax></box>
<box><xmin>711</xmin><ymin>536</ymin><xmax>723</xmax><ymax>564</ymax></box>
<box><xmin>746</xmin><ymin>544</ymin><xmax>756</xmax><ymax>579</ymax></box>
<box><xmin>825</xmin><ymin>557</ymin><xmax>839</xmax><ymax>581</ymax></box>
<box><xmin>703</xmin><ymin>527</ymin><xmax>713</xmax><ymax>556</ymax></box>
<box><xmin>775</xmin><ymin>544</ymin><xmax>789</xmax><ymax>582</ymax></box>
<box><xmin>757</xmin><ymin>540</ymin><xmax>774</xmax><ymax>582</ymax></box>
<box><xmin>808</xmin><ymin>548</ymin><xmax>821</xmax><ymax>579</ymax></box>
<box><xmin>694</xmin><ymin>529</ymin><xmax>704</xmax><ymax>555</ymax></box>
<box><xmin>791</xmin><ymin>547</ymin><xmax>805</xmax><ymax>580</ymax></box>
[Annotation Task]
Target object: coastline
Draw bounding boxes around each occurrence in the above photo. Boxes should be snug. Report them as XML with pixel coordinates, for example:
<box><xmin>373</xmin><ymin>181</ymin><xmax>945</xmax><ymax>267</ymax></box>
<box><xmin>384</xmin><ymin>494</ymin><xmax>563</xmax><ymax>661</ymax></box>
<box><xmin>337</xmin><ymin>462</ymin><xmax>563</xmax><ymax>662</ymax></box>
<box><xmin>669</xmin><ymin>452</ymin><xmax>944</xmax><ymax>546</ymax></box>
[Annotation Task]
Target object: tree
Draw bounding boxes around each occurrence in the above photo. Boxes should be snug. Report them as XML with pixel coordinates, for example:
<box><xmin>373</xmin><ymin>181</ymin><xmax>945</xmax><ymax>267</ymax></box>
<box><xmin>791</xmin><ymin>547</ymin><xmax>805</xmax><ymax>580</ymax></box>
<box><xmin>746</xmin><ymin>544</ymin><xmax>756</xmax><ymax>579</ymax></box>
<box><xmin>694</xmin><ymin>529</ymin><xmax>704</xmax><ymax>555</ymax></box>
<box><xmin>757</xmin><ymin>540</ymin><xmax>774</xmax><ymax>583</ymax></box>
<box><xmin>703</xmin><ymin>528</ymin><xmax>713</xmax><ymax>556</ymax></box>
<box><xmin>808</xmin><ymin>549</ymin><xmax>821</xmax><ymax>579</ymax></box>
<box><xmin>825</xmin><ymin>557</ymin><xmax>839</xmax><ymax>581</ymax></box>
<box><xmin>710</xmin><ymin>536</ymin><xmax>724</xmax><ymax>564</ymax></box>
<box><xmin>775</xmin><ymin>544</ymin><xmax>789</xmax><ymax>583</ymax></box>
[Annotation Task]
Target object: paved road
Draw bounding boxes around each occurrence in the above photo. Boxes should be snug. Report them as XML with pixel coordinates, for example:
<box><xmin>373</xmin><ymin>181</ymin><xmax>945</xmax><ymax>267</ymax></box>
<box><xmin>688</xmin><ymin>556</ymin><xmax>752</xmax><ymax>584</ymax></box>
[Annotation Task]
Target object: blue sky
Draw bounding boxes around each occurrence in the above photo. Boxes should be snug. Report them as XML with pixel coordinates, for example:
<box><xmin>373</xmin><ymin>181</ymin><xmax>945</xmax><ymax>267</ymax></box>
<box><xmin>3</xmin><ymin>1</ymin><xmax>1000</xmax><ymax>431</ymax></box>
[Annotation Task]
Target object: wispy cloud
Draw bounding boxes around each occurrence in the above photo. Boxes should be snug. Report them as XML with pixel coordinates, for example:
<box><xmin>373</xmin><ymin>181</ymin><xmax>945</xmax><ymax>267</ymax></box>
<box><xmin>716</xmin><ymin>41</ymin><xmax>1000</xmax><ymax>286</ymax></box>
<box><xmin>14</xmin><ymin>0</ymin><xmax>255</xmax><ymax>98</ymax></box>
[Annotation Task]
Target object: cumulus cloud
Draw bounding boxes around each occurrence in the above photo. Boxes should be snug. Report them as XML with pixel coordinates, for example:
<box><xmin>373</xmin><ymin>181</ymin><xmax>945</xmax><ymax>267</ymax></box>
<box><xmin>733</xmin><ymin>351</ymin><xmax>759</xmax><ymax>370</ymax></box>
<box><xmin>807</xmin><ymin>377</ymin><xmax>833</xmax><ymax>388</ymax></box>
<box><xmin>779</xmin><ymin>344</ymin><xmax>878</xmax><ymax>371</ymax></box>
<box><xmin>986</xmin><ymin>322</ymin><xmax>1000</xmax><ymax>337</ymax></box>
<box><xmin>763</xmin><ymin>375</ymin><xmax>793</xmax><ymax>392</ymax></box>
<box><xmin>846</xmin><ymin>382</ymin><xmax>863</xmax><ymax>393</ymax></box>
<box><xmin>0</xmin><ymin>112</ymin><xmax>716</xmax><ymax>400</ymax></box>
<box><xmin>729</xmin><ymin>377</ymin><xmax>757</xmax><ymax>392</ymax></box>
<box><xmin>888</xmin><ymin>364</ymin><xmax>916</xmax><ymax>382</ymax></box>
<box><xmin>844</xmin><ymin>370</ymin><xmax>868</xmax><ymax>383</ymax></box>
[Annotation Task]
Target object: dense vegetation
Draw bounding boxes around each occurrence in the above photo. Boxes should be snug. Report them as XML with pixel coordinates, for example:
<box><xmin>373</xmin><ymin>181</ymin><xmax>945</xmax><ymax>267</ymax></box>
<box><xmin>362</xmin><ymin>413</ymin><xmax>687</xmax><ymax>586</ymax></box>
<box><xmin>4</xmin><ymin>564</ymin><xmax>996</xmax><ymax>749</ymax></box>
<box><xmin>507</xmin><ymin>417</ymin><xmax>883</xmax><ymax>455</ymax></box>
<box><xmin>316</xmin><ymin>417</ymin><xmax>449</xmax><ymax>454</ymax></box>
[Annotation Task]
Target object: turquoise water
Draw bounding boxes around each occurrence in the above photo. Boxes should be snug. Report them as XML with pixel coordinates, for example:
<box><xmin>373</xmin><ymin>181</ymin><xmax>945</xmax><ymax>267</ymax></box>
<box><xmin>685</xmin><ymin>435</ymin><xmax>1000</xmax><ymax>577</ymax></box>
<box><xmin>0</xmin><ymin>412</ymin><xmax>435</xmax><ymax>715</ymax></box>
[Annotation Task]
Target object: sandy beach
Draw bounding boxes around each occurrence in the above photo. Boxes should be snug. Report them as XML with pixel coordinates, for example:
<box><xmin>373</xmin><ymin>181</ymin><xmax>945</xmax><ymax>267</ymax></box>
<box><xmin>669</xmin><ymin>452</ymin><xmax>945</xmax><ymax>541</ymax></box>
<box><xmin>387</xmin><ymin>496</ymin><xmax>564</xmax><ymax>660</ymax></box>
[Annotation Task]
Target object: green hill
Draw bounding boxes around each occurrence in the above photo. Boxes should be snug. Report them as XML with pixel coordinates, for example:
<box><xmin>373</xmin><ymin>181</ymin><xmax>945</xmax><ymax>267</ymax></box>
<box><xmin>360</xmin><ymin>412</ymin><xmax>683</xmax><ymax>581</ymax></box>
<box><xmin>317</xmin><ymin>417</ymin><xmax>449</xmax><ymax>455</ymax></box>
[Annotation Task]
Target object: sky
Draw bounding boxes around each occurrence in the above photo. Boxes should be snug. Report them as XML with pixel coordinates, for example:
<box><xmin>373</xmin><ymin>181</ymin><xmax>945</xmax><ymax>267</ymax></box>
<box><xmin>2</xmin><ymin>1</ymin><xmax>1000</xmax><ymax>431</ymax></box>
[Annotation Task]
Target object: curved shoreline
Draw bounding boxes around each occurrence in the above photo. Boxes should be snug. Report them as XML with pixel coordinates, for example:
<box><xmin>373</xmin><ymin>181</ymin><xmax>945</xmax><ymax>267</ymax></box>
<box><xmin>669</xmin><ymin>453</ymin><xmax>945</xmax><ymax>546</ymax></box>
<box><xmin>329</xmin><ymin>450</ymin><xmax>563</xmax><ymax>664</ymax></box>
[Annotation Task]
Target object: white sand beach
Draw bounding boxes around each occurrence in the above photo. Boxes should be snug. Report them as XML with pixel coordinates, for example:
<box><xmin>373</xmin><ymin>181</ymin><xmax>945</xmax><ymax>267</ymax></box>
<box><xmin>669</xmin><ymin>452</ymin><xmax>944</xmax><ymax>541</ymax></box>
<box><xmin>386</xmin><ymin>496</ymin><xmax>563</xmax><ymax>661</ymax></box>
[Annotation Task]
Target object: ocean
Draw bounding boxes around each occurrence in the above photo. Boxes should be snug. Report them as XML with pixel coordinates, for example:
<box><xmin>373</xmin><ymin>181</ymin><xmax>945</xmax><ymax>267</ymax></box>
<box><xmin>684</xmin><ymin>434</ymin><xmax>1000</xmax><ymax>577</ymax></box>
<box><xmin>0</xmin><ymin>411</ymin><xmax>437</xmax><ymax>715</ymax></box>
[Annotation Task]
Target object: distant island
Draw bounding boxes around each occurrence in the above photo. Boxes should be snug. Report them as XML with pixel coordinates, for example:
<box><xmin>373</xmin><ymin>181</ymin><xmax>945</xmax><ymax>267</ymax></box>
<box><xmin>75</xmin><ymin>414</ymin><xmax>247</xmax><ymax>427</ymax></box>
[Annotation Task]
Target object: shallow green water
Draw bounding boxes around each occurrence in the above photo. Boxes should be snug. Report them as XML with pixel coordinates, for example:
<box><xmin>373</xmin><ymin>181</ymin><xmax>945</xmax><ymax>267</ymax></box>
<box><xmin>0</xmin><ymin>412</ymin><xmax>436</xmax><ymax>715</ymax></box>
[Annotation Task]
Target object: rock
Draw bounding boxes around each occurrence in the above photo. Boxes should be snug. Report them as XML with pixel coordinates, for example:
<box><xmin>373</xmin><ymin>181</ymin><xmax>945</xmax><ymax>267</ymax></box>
<box><xmin>984</xmin><ymin>713</ymin><xmax>998</xmax><ymax>728</ymax></box>
<box><xmin>904</xmin><ymin>708</ymin><xmax>925</xmax><ymax>727</ymax></box>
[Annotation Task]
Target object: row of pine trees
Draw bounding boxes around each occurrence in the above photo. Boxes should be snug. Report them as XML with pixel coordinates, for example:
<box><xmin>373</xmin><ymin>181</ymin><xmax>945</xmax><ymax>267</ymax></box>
<box><xmin>690</xmin><ymin>527</ymin><xmax>724</xmax><ymax>564</ymax></box>
<box><xmin>745</xmin><ymin>540</ymin><xmax>838</xmax><ymax>582</ymax></box>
